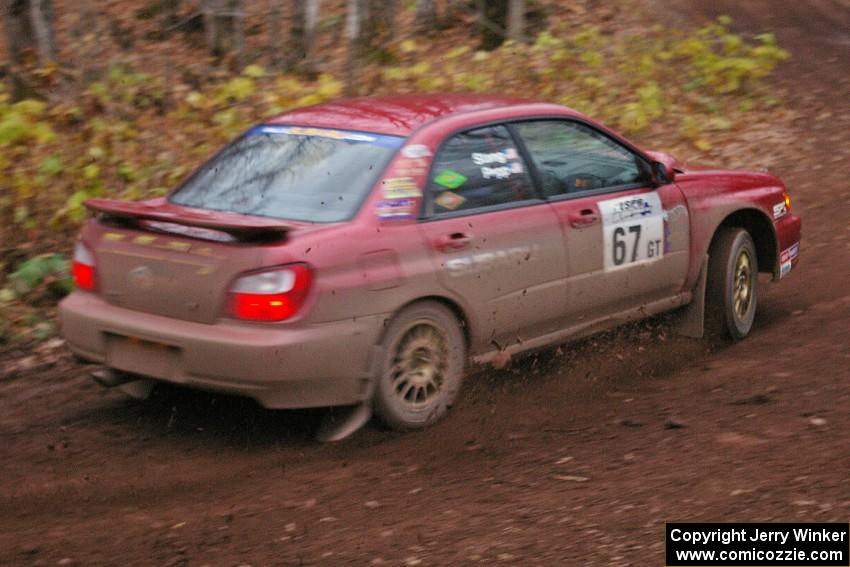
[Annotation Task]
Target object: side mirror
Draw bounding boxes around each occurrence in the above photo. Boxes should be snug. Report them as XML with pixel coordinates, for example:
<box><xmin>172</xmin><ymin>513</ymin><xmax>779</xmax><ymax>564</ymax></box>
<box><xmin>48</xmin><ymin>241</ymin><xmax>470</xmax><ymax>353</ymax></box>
<box><xmin>652</xmin><ymin>160</ymin><xmax>675</xmax><ymax>185</ymax></box>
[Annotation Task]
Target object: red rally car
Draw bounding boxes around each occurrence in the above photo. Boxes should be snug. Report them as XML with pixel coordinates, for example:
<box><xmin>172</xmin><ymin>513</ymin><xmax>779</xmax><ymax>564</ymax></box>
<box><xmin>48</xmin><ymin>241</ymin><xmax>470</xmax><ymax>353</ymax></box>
<box><xmin>59</xmin><ymin>94</ymin><xmax>801</xmax><ymax>436</ymax></box>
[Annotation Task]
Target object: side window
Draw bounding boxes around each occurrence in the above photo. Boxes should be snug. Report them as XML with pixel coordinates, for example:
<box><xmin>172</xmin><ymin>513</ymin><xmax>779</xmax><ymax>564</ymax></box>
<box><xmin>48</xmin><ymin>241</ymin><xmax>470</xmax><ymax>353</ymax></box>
<box><xmin>426</xmin><ymin>125</ymin><xmax>534</xmax><ymax>216</ymax></box>
<box><xmin>514</xmin><ymin>120</ymin><xmax>648</xmax><ymax>197</ymax></box>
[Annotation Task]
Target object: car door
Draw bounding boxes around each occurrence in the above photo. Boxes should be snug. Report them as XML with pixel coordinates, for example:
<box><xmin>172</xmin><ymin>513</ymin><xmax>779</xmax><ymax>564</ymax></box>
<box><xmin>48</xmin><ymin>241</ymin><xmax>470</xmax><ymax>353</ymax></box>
<box><xmin>512</xmin><ymin>119</ymin><xmax>690</xmax><ymax>320</ymax></box>
<box><xmin>417</xmin><ymin>124</ymin><xmax>569</xmax><ymax>351</ymax></box>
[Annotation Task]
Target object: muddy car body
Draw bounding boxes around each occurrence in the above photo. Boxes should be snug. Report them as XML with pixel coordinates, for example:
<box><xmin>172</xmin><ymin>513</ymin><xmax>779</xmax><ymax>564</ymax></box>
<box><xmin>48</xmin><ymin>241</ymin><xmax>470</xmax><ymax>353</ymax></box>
<box><xmin>59</xmin><ymin>94</ymin><xmax>802</xmax><ymax>431</ymax></box>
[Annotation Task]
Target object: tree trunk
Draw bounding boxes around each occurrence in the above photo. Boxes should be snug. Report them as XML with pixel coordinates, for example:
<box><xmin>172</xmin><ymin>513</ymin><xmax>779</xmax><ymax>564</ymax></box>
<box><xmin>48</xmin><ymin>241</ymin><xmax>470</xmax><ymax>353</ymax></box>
<box><xmin>160</xmin><ymin>0</ymin><xmax>181</xmax><ymax>36</ymax></box>
<box><xmin>344</xmin><ymin>0</ymin><xmax>362</xmax><ymax>96</ymax></box>
<box><xmin>360</xmin><ymin>0</ymin><xmax>372</xmax><ymax>43</ymax></box>
<box><xmin>202</xmin><ymin>0</ymin><xmax>243</xmax><ymax>64</ymax></box>
<box><xmin>4</xmin><ymin>0</ymin><xmax>33</xmax><ymax>67</ymax></box>
<box><xmin>289</xmin><ymin>0</ymin><xmax>320</xmax><ymax>70</ymax></box>
<box><xmin>362</xmin><ymin>0</ymin><xmax>392</xmax><ymax>45</ymax></box>
<box><xmin>4</xmin><ymin>0</ymin><xmax>59</xmax><ymax>99</ymax></box>
<box><xmin>477</xmin><ymin>0</ymin><xmax>507</xmax><ymax>50</ymax></box>
<box><xmin>5</xmin><ymin>0</ymin><xmax>29</xmax><ymax>99</ymax></box>
<box><xmin>507</xmin><ymin>0</ymin><xmax>525</xmax><ymax>42</ymax></box>
<box><xmin>303</xmin><ymin>0</ymin><xmax>320</xmax><ymax>71</ymax></box>
<box><xmin>203</xmin><ymin>0</ymin><xmax>221</xmax><ymax>56</ymax></box>
<box><xmin>414</xmin><ymin>0</ymin><xmax>437</xmax><ymax>33</ymax></box>
<box><xmin>305</xmin><ymin>0</ymin><xmax>320</xmax><ymax>48</ymax></box>
<box><xmin>376</xmin><ymin>0</ymin><xmax>396</xmax><ymax>42</ymax></box>
<box><xmin>4</xmin><ymin>0</ymin><xmax>56</xmax><ymax>66</ymax></box>
<box><xmin>227</xmin><ymin>0</ymin><xmax>245</xmax><ymax>67</ymax></box>
<box><xmin>27</xmin><ymin>0</ymin><xmax>56</xmax><ymax>65</ymax></box>
<box><xmin>269</xmin><ymin>0</ymin><xmax>283</xmax><ymax>68</ymax></box>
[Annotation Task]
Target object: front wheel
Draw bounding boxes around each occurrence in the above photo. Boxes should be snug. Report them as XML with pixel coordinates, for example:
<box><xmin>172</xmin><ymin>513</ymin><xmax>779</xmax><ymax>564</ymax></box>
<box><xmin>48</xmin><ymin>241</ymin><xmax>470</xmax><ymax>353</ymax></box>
<box><xmin>373</xmin><ymin>301</ymin><xmax>466</xmax><ymax>430</ymax></box>
<box><xmin>706</xmin><ymin>228</ymin><xmax>758</xmax><ymax>341</ymax></box>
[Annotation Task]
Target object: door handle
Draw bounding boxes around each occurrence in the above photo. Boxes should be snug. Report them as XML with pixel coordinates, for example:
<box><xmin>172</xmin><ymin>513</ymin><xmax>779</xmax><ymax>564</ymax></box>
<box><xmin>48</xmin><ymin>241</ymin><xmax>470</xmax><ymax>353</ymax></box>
<box><xmin>569</xmin><ymin>208</ymin><xmax>600</xmax><ymax>228</ymax></box>
<box><xmin>434</xmin><ymin>232</ymin><xmax>473</xmax><ymax>252</ymax></box>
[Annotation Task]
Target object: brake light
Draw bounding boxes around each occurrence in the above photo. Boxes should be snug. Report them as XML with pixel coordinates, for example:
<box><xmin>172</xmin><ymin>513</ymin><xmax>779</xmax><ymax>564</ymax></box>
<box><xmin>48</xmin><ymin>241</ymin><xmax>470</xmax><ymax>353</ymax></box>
<box><xmin>72</xmin><ymin>242</ymin><xmax>96</xmax><ymax>291</ymax></box>
<box><xmin>228</xmin><ymin>264</ymin><xmax>312</xmax><ymax>321</ymax></box>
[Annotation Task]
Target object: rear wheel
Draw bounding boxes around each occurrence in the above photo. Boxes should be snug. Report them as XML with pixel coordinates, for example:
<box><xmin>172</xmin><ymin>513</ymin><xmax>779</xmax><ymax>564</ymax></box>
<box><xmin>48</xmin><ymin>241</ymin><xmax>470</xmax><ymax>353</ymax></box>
<box><xmin>706</xmin><ymin>228</ymin><xmax>758</xmax><ymax>340</ymax></box>
<box><xmin>373</xmin><ymin>302</ymin><xmax>466</xmax><ymax>430</ymax></box>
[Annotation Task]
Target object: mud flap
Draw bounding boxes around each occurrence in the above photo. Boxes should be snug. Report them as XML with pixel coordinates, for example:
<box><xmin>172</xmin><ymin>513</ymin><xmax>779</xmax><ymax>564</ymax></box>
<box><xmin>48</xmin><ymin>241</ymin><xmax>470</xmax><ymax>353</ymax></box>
<box><xmin>314</xmin><ymin>345</ymin><xmax>383</xmax><ymax>442</ymax></box>
<box><xmin>359</xmin><ymin>344</ymin><xmax>383</xmax><ymax>401</ymax></box>
<box><xmin>315</xmin><ymin>403</ymin><xmax>373</xmax><ymax>443</ymax></box>
<box><xmin>672</xmin><ymin>254</ymin><xmax>708</xmax><ymax>339</ymax></box>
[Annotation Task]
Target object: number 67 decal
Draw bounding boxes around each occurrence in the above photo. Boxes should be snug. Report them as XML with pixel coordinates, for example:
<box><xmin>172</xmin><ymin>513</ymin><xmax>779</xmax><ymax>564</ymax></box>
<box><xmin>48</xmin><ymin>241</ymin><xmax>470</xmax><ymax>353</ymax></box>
<box><xmin>612</xmin><ymin>225</ymin><xmax>642</xmax><ymax>266</ymax></box>
<box><xmin>599</xmin><ymin>193</ymin><xmax>665</xmax><ymax>271</ymax></box>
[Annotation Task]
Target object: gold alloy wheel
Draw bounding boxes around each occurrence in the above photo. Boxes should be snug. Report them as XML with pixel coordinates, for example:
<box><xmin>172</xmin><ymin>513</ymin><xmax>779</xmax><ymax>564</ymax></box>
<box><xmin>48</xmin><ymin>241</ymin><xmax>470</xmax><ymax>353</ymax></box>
<box><xmin>733</xmin><ymin>249</ymin><xmax>753</xmax><ymax>320</ymax></box>
<box><xmin>389</xmin><ymin>322</ymin><xmax>448</xmax><ymax>407</ymax></box>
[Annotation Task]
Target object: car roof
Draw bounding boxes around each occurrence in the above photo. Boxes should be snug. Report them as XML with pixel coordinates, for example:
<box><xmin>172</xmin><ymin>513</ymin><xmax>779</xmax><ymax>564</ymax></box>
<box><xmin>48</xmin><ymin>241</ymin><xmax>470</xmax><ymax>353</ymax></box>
<box><xmin>266</xmin><ymin>93</ymin><xmax>568</xmax><ymax>136</ymax></box>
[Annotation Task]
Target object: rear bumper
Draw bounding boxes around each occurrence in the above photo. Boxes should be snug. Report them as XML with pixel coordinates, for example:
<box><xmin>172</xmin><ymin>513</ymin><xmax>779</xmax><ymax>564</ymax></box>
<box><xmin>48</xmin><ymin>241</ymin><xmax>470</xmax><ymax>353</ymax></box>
<box><xmin>774</xmin><ymin>213</ymin><xmax>802</xmax><ymax>279</ymax></box>
<box><xmin>59</xmin><ymin>291</ymin><xmax>386</xmax><ymax>409</ymax></box>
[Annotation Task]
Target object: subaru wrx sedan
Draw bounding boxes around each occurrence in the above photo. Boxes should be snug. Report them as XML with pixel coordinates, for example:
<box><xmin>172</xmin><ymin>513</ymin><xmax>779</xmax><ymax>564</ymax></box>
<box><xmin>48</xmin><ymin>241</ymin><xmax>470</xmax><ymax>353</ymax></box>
<box><xmin>60</xmin><ymin>94</ymin><xmax>801</xmax><ymax>431</ymax></box>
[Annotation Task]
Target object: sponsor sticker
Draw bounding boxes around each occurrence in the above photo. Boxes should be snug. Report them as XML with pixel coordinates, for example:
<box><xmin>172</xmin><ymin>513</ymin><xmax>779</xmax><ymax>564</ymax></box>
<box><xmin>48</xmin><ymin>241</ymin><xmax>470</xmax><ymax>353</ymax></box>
<box><xmin>598</xmin><ymin>193</ymin><xmax>665</xmax><ymax>271</ymax></box>
<box><xmin>773</xmin><ymin>201</ymin><xmax>788</xmax><ymax>219</ymax></box>
<box><xmin>480</xmin><ymin>161</ymin><xmax>523</xmax><ymax>180</ymax></box>
<box><xmin>145</xmin><ymin>221</ymin><xmax>233</xmax><ymax>243</ymax></box>
<box><xmin>394</xmin><ymin>157</ymin><xmax>429</xmax><ymax>177</ymax></box>
<box><xmin>445</xmin><ymin>244</ymin><xmax>539</xmax><ymax>277</ymax></box>
<box><xmin>434</xmin><ymin>191</ymin><xmax>466</xmax><ymax>211</ymax></box>
<box><xmin>789</xmin><ymin>242</ymin><xmax>800</xmax><ymax>259</ymax></box>
<box><xmin>133</xmin><ymin>235</ymin><xmax>157</xmax><ymax>245</ymax></box>
<box><xmin>471</xmin><ymin>148</ymin><xmax>518</xmax><ymax>165</ymax></box>
<box><xmin>471</xmin><ymin>148</ymin><xmax>523</xmax><ymax>180</ymax></box>
<box><xmin>382</xmin><ymin>176</ymin><xmax>422</xmax><ymax>199</ymax></box>
<box><xmin>434</xmin><ymin>169</ymin><xmax>467</xmax><ymax>189</ymax></box>
<box><xmin>779</xmin><ymin>241</ymin><xmax>799</xmax><ymax>278</ymax></box>
<box><xmin>376</xmin><ymin>198</ymin><xmax>417</xmax><ymax>220</ymax></box>
<box><xmin>401</xmin><ymin>144</ymin><xmax>432</xmax><ymax>158</ymax></box>
<box><xmin>160</xmin><ymin>240</ymin><xmax>192</xmax><ymax>252</ymax></box>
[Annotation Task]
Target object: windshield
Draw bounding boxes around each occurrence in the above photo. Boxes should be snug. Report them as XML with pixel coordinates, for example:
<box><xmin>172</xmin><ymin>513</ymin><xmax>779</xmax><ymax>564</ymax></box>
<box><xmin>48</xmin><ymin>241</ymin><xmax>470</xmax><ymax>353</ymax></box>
<box><xmin>170</xmin><ymin>125</ymin><xmax>404</xmax><ymax>222</ymax></box>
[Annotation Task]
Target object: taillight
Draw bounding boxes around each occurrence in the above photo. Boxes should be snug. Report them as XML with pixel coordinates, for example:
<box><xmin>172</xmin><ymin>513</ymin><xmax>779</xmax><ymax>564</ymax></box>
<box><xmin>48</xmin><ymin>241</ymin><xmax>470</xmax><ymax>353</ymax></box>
<box><xmin>228</xmin><ymin>264</ymin><xmax>312</xmax><ymax>322</ymax></box>
<box><xmin>72</xmin><ymin>242</ymin><xmax>97</xmax><ymax>291</ymax></box>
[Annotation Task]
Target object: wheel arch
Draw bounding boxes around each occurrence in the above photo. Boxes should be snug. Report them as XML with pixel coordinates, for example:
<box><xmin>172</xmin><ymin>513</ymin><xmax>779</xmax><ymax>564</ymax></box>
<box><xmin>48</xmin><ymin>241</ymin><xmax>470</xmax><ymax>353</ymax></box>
<box><xmin>380</xmin><ymin>295</ymin><xmax>473</xmax><ymax>351</ymax></box>
<box><xmin>710</xmin><ymin>208</ymin><xmax>777</xmax><ymax>275</ymax></box>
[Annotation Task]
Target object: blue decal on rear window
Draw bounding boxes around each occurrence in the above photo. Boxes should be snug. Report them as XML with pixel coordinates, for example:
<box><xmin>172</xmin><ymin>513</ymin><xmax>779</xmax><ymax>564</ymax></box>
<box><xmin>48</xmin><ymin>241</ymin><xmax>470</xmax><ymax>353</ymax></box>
<box><xmin>248</xmin><ymin>125</ymin><xmax>404</xmax><ymax>149</ymax></box>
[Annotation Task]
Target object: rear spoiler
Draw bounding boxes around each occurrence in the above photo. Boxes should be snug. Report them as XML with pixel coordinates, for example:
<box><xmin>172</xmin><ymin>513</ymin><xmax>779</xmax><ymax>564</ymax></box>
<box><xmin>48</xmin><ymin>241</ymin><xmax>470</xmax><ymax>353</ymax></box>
<box><xmin>84</xmin><ymin>198</ymin><xmax>292</xmax><ymax>240</ymax></box>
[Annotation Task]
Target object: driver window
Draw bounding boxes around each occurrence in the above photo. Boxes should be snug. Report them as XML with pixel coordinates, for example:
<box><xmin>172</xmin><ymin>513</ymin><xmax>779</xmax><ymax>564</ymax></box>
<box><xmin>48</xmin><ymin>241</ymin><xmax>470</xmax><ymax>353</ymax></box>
<box><xmin>425</xmin><ymin>125</ymin><xmax>534</xmax><ymax>216</ymax></box>
<box><xmin>514</xmin><ymin>120</ymin><xmax>647</xmax><ymax>197</ymax></box>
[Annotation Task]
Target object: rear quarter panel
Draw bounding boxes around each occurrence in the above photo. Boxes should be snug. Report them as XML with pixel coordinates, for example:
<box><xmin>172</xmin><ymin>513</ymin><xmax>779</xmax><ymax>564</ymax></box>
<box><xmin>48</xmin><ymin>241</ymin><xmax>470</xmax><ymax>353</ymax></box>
<box><xmin>285</xmin><ymin>221</ymin><xmax>439</xmax><ymax>327</ymax></box>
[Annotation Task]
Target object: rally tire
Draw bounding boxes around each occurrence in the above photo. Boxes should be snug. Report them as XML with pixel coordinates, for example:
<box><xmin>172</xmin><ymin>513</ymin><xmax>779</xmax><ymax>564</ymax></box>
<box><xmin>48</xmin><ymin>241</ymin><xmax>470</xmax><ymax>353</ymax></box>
<box><xmin>373</xmin><ymin>301</ymin><xmax>466</xmax><ymax>430</ymax></box>
<box><xmin>706</xmin><ymin>227</ymin><xmax>758</xmax><ymax>341</ymax></box>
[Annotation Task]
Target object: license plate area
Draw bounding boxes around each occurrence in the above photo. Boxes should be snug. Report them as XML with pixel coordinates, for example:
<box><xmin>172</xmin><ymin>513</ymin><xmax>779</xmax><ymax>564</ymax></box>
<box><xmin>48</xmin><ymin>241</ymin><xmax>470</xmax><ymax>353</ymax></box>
<box><xmin>106</xmin><ymin>333</ymin><xmax>181</xmax><ymax>380</ymax></box>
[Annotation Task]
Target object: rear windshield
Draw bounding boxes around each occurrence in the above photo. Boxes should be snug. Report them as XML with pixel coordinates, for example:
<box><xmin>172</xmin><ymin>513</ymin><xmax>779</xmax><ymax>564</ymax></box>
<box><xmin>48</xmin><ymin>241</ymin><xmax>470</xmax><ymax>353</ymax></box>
<box><xmin>170</xmin><ymin>125</ymin><xmax>404</xmax><ymax>222</ymax></box>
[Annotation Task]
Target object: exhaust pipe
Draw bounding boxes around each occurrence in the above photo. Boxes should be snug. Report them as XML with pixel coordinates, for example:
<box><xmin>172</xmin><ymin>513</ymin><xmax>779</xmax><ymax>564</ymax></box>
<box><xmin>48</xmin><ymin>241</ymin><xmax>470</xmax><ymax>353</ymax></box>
<box><xmin>91</xmin><ymin>369</ymin><xmax>134</xmax><ymax>388</ymax></box>
<box><xmin>91</xmin><ymin>369</ymin><xmax>155</xmax><ymax>400</ymax></box>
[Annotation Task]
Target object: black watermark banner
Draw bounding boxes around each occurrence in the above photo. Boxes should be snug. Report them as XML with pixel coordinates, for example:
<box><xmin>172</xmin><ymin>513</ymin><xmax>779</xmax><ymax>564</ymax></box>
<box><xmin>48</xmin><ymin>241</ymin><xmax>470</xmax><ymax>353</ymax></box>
<box><xmin>666</xmin><ymin>523</ymin><xmax>850</xmax><ymax>566</ymax></box>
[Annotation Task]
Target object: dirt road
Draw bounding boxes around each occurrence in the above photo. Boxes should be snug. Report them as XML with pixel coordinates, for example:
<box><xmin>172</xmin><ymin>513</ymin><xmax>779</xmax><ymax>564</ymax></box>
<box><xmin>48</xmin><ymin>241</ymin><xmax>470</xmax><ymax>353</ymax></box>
<box><xmin>2</xmin><ymin>3</ymin><xmax>849</xmax><ymax>565</ymax></box>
